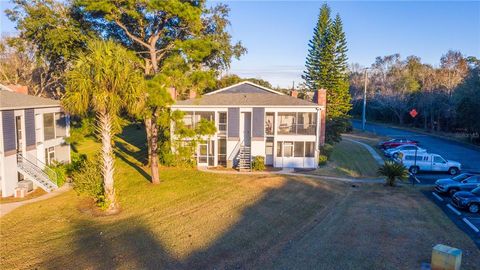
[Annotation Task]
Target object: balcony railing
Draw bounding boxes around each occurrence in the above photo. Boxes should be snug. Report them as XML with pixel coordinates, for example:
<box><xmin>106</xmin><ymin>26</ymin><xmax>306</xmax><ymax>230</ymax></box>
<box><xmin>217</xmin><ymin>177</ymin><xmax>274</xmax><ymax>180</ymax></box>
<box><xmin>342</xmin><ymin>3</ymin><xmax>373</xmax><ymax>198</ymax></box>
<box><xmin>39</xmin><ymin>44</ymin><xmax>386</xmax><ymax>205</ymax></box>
<box><xmin>277</xmin><ymin>124</ymin><xmax>316</xmax><ymax>135</ymax></box>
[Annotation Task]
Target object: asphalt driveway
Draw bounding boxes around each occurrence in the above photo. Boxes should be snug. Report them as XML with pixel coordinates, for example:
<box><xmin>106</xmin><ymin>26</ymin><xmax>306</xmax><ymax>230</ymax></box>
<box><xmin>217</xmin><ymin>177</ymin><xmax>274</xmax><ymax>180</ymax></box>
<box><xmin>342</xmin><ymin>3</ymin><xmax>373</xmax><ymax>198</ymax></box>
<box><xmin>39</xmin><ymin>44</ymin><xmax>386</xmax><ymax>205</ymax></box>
<box><xmin>353</xmin><ymin>120</ymin><xmax>480</xmax><ymax>173</ymax></box>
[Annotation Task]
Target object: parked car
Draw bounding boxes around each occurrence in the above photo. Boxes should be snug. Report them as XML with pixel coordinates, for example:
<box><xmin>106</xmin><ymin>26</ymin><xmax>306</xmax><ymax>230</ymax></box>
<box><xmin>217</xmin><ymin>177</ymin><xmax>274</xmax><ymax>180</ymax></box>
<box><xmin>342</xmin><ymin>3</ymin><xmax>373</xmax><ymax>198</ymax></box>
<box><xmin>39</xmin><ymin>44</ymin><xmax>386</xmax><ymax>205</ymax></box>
<box><xmin>452</xmin><ymin>187</ymin><xmax>480</xmax><ymax>213</ymax></box>
<box><xmin>395</xmin><ymin>153</ymin><xmax>461</xmax><ymax>175</ymax></box>
<box><xmin>384</xmin><ymin>144</ymin><xmax>426</xmax><ymax>158</ymax></box>
<box><xmin>435</xmin><ymin>174</ymin><xmax>480</xmax><ymax>196</ymax></box>
<box><xmin>378</xmin><ymin>138</ymin><xmax>419</xmax><ymax>149</ymax></box>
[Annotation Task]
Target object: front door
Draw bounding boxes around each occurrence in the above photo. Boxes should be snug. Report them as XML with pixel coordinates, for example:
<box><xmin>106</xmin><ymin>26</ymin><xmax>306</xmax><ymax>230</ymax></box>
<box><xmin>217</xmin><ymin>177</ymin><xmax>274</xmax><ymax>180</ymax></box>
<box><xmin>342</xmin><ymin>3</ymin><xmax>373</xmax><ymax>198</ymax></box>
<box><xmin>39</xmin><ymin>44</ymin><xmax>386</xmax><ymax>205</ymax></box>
<box><xmin>198</xmin><ymin>143</ymin><xmax>208</xmax><ymax>166</ymax></box>
<box><xmin>265</xmin><ymin>138</ymin><xmax>274</xmax><ymax>165</ymax></box>
<box><xmin>241</xmin><ymin>112</ymin><xmax>251</xmax><ymax>146</ymax></box>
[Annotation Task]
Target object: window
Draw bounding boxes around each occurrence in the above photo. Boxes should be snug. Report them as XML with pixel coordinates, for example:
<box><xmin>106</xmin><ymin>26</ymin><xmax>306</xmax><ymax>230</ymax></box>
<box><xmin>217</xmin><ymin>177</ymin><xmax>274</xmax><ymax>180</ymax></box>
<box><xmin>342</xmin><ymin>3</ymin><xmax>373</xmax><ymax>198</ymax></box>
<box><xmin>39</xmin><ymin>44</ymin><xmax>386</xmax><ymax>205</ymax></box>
<box><xmin>265</xmin><ymin>112</ymin><xmax>275</xmax><ymax>135</ymax></box>
<box><xmin>276</xmin><ymin>141</ymin><xmax>316</xmax><ymax>158</ymax></box>
<box><xmin>284</xmin><ymin>142</ymin><xmax>293</xmax><ymax>157</ymax></box>
<box><xmin>266</xmin><ymin>138</ymin><xmax>274</xmax><ymax>156</ymax></box>
<box><xmin>305</xmin><ymin>142</ymin><xmax>315</xmax><ymax>157</ymax></box>
<box><xmin>294</xmin><ymin>142</ymin><xmax>304</xmax><ymax>157</ymax></box>
<box><xmin>465</xmin><ymin>176</ymin><xmax>480</xmax><ymax>183</ymax></box>
<box><xmin>208</xmin><ymin>140</ymin><xmax>215</xmax><ymax>166</ymax></box>
<box><xmin>45</xmin><ymin>146</ymin><xmax>55</xmax><ymax>165</ymax></box>
<box><xmin>218</xmin><ymin>112</ymin><xmax>227</xmax><ymax>134</ymax></box>
<box><xmin>198</xmin><ymin>144</ymin><xmax>208</xmax><ymax>164</ymax></box>
<box><xmin>433</xmin><ymin>156</ymin><xmax>446</xmax><ymax>163</ymax></box>
<box><xmin>278</xmin><ymin>113</ymin><xmax>296</xmax><ymax>135</ymax></box>
<box><xmin>55</xmin><ymin>113</ymin><xmax>66</xmax><ymax>138</ymax></box>
<box><xmin>297</xmin><ymin>113</ymin><xmax>316</xmax><ymax>135</ymax></box>
<box><xmin>406</xmin><ymin>155</ymin><xmax>424</xmax><ymax>161</ymax></box>
<box><xmin>182</xmin><ymin>111</ymin><xmax>215</xmax><ymax>130</ymax></box>
<box><xmin>278</xmin><ymin>112</ymin><xmax>316</xmax><ymax>135</ymax></box>
<box><xmin>277</xmin><ymin>142</ymin><xmax>283</xmax><ymax>157</ymax></box>
<box><xmin>43</xmin><ymin>113</ymin><xmax>55</xmax><ymax>140</ymax></box>
<box><xmin>218</xmin><ymin>138</ymin><xmax>226</xmax><ymax>166</ymax></box>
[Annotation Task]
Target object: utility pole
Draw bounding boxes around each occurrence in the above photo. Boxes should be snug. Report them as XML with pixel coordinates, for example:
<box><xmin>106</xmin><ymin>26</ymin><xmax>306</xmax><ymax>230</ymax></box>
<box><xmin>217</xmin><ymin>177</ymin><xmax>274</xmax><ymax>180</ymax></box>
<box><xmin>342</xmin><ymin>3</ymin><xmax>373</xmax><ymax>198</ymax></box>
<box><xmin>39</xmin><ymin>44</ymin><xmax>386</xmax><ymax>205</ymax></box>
<box><xmin>362</xmin><ymin>68</ymin><xmax>369</xmax><ymax>131</ymax></box>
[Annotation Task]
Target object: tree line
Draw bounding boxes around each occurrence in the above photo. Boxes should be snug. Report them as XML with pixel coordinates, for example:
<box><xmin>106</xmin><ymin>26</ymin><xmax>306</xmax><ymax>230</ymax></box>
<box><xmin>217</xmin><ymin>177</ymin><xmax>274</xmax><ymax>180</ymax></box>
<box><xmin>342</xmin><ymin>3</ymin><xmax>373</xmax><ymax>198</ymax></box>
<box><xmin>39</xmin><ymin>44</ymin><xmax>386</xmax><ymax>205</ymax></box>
<box><xmin>2</xmin><ymin>0</ymin><xmax>245</xmax><ymax>212</ymax></box>
<box><xmin>350</xmin><ymin>51</ymin><xmax>480</xmax><ymax>143</ymax></box>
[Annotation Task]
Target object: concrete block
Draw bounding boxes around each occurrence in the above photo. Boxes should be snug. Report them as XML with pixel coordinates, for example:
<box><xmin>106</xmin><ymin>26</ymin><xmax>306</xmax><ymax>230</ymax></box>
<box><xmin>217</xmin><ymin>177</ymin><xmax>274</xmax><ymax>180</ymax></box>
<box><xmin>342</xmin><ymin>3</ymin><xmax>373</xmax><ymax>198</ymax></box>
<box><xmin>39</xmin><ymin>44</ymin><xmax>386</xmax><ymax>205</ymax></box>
<box><xmin>431</xmin><ymin>244</ymin><xmax>462</xmax><ymax>270</ymax></box>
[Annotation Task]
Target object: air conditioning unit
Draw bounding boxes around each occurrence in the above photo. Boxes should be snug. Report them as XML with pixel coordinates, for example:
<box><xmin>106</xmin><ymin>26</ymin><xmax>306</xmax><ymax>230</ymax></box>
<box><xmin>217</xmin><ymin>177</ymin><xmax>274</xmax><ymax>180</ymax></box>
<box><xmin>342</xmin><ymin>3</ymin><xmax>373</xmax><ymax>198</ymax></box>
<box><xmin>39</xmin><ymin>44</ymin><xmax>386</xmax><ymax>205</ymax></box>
<box><xmin>17</xmin><ymin>180</ymin><xmax>33</xmax><ymax>192</ymax></box>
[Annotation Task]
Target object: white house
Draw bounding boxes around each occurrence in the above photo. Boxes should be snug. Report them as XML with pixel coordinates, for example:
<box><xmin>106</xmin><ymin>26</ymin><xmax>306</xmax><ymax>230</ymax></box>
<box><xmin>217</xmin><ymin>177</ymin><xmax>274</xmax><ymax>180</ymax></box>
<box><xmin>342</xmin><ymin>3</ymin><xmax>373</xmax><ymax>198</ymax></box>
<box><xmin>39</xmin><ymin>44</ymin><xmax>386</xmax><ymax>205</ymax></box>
<box><xmin>0</xmin><ymin>85</ymin><xmax>70</xmax><ymax>197</ymax></box>
<box><xmin>171</xmin><ymin>81</ymin><xmax>326</xmax><ymax>170</ymax></box>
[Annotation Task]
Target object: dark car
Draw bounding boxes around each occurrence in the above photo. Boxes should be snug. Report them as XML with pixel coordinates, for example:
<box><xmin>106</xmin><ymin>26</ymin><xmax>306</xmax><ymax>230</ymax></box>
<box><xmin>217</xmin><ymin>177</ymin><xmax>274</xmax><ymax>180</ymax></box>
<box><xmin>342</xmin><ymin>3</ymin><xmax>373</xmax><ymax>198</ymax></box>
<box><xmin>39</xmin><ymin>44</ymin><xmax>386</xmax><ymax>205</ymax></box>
<box><xmin>435</xmin><ymin>174</ymin><xmax>480</xmax><ymax>196</ymax></box>
<box><xmin>452</xmin><ymin>187</ymin><xmax>480</xmax><ymax>213</ymax></box>
<box><xmin>378</xmin><ymin>138</ymin><xmax>419</xmax><ymax>149</ymax></box>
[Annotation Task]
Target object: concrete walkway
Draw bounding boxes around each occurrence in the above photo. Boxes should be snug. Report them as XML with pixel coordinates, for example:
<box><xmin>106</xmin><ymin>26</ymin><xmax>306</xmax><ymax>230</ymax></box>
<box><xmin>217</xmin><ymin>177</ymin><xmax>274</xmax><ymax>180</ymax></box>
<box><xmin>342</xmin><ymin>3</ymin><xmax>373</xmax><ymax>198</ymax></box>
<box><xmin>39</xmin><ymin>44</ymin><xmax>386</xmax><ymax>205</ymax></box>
<box><xmin>343</xmin><ymin>137</ymin><xmax>385</xmax><ymax>165</ymax></box>
<box><xmin>0</xmin><ymin>184</ymin><xmax>72</xmax><ymax>218</ymax></box>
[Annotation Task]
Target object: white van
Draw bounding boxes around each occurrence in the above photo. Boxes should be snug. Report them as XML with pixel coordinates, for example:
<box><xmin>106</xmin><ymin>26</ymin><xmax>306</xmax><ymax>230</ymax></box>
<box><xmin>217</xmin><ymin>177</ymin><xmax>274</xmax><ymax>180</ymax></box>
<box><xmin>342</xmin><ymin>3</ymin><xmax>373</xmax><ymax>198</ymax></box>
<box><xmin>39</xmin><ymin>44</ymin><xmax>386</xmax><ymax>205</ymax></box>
<box><xmin>396</xmin><ymin>153</ymin><xmax>462</xmax><ymax>175</ymax></box>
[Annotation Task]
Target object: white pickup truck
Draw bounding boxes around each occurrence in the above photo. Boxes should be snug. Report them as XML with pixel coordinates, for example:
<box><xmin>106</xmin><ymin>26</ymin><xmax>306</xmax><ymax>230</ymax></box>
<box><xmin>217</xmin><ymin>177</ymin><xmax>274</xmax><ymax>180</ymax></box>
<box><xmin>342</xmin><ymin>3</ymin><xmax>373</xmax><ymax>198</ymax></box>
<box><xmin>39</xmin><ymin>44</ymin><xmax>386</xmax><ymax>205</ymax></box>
<box><xmin>396</xmin><ymin>153</ymin><xmax>462</xmax><ymax>175</ymax></box>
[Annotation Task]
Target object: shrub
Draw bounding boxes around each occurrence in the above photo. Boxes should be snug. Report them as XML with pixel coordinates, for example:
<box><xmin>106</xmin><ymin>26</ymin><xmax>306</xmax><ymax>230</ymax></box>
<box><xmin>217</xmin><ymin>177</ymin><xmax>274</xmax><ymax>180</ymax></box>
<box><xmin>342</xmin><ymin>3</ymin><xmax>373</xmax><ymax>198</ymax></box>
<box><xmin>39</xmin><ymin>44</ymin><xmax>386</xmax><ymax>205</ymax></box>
<box><xmin>318</xmin><ymin>155</ymin><xmax>328</xmax><ymax>166</ymax></box>
<box><xmin>47</xmin><ymin>162</ymin><xmax>67</xmax><ymax>187</ymax></box>
<box><xmin>71</xmin><ymin>156</ymin><xmax>105</xmax><ymax>207</ymax></box>
<box><xmin>252</xmin><ymin>156</ymin><xmax>266</xmax><ymax>171</ymax></box>
<box><xmin>321</xmin><ymin>143</ymin><xmax>334</xmax><ymax>158</ymax></box>
<box><xmin>377</xmin><ymin>161</ymin><xmax>408</xmax><ymax>186</ymax></box>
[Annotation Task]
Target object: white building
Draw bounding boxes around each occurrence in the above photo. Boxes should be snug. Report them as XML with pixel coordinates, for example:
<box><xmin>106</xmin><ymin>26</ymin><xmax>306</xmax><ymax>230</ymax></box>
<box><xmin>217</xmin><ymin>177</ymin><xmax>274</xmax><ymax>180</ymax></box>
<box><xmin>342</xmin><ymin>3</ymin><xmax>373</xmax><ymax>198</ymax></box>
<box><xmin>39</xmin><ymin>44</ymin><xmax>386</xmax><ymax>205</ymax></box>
<box><xmin>171</xmin><ymin>81</ymin><xmax>326</xmax><ymax>170</ymax></box>
<box><xmin>0</xmin><ymin>85</ymin><xmax>70</xmax><ymax>197</ymax></box>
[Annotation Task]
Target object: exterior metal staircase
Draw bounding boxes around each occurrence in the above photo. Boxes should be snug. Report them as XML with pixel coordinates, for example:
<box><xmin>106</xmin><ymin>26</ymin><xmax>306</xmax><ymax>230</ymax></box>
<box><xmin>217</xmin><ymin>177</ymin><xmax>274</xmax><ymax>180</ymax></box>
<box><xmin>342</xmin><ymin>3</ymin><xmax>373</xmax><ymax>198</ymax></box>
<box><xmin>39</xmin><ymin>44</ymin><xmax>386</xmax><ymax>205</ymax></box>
<box><xmin>237</xmin><ymin>145</ymin><xmax>252</xmax><ymax>172</ymax></box>
<box><xmin>16</xmin><ymin>154</ymin><xmax>58</xmax><ymax>192</ymax></box>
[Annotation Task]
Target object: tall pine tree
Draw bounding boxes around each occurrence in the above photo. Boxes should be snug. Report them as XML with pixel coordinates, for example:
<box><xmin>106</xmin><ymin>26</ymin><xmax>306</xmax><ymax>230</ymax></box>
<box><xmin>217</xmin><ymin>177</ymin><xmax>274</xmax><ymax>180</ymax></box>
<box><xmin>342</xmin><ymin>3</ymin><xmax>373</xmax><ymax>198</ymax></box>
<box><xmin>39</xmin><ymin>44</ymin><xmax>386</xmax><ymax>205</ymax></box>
<box><xmin>302</xmin><ymin>4</ymin><xmax>351</xmax><ymax>143</ymax></box>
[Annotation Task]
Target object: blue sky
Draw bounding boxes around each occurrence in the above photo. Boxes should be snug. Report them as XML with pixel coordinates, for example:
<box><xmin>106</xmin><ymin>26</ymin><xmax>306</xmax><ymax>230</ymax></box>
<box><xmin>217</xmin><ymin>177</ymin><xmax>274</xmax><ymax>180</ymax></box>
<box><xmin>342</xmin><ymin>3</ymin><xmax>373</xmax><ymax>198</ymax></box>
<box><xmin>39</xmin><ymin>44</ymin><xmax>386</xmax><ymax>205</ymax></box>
<box><xmin>1</xmin><ymin>1</ymin><xmax>479</xmax><ymax>88</ymax></box>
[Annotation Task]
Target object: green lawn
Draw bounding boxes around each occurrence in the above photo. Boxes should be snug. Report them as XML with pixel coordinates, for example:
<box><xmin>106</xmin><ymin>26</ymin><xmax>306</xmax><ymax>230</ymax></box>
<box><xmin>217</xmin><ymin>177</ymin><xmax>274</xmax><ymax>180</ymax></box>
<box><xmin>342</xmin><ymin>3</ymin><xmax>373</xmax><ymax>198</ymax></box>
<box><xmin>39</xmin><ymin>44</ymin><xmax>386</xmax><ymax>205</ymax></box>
<box><xmin>308</xmin><ymin>135</ymin><xmax>380</xmax><ymax>178</ymax></box>
<box><xmin>1</xmin><ymin>126</ymin><xmax>479</xmax><ymax>269</ymax></box>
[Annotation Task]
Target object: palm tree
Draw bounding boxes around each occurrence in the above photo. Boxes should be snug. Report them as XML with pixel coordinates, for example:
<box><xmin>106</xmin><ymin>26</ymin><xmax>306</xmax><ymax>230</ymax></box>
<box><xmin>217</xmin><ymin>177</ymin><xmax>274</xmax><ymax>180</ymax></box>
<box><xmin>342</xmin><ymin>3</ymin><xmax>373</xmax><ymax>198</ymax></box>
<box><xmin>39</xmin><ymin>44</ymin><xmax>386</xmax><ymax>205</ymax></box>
<box><xmin>377</xmin><ymin>161</ymin><xmax>409</xmax><ymax>187</ymax></box>
<box><xmin>63</xmin><ymin>40</ymin><xmax>144</xmax><ymax>213</ymax></box>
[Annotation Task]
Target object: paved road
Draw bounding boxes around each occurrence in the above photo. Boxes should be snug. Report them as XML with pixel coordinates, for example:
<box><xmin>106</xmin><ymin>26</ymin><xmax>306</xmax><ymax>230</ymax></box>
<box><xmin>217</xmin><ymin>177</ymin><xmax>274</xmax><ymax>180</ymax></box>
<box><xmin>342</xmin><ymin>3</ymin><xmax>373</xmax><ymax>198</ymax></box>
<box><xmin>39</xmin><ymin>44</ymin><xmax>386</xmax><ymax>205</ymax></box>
<box><xmin>353</xmin><ymin>120</ymin><xmax>480</xmax><ymax>184</ymax></box>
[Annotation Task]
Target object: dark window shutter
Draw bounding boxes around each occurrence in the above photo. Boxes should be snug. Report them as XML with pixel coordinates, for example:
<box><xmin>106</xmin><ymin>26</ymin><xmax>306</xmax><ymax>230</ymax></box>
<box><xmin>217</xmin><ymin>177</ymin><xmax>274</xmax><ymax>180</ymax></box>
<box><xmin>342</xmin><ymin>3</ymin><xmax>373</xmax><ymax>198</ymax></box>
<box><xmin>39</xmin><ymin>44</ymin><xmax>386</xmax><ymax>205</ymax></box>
<box><xmin>24</xmin><ymin>109</ymin><xmax>36</xmax><ymax>148</ymax></box>
<box><xmin>227</xmin><ymin>108</ymin><xmax>240</xmax><ymax>139</ymax></box>
<box><xmin>252</xmin><ymin>107</ymin><xmax>265</xmax><ymax>139</ymax></box>
<box><xmin>2</xmin><ymin>110</ymin><xmax>16</xmax><ymax>155</ymax></box>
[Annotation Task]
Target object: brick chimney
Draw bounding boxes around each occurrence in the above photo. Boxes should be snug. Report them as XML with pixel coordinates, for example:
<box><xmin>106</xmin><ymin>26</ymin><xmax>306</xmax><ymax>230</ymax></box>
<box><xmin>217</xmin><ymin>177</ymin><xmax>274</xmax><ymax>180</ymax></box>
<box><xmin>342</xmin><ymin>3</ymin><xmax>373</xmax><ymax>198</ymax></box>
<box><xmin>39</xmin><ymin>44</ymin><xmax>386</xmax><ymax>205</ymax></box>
<box><xmin>313</xmin><ymin>89</ymin><xmax>327</xmax><ymax>146</ymax></box>
<box><xmin>189</xmin><ymin>89</ymin><xmax>197</xmax><ymax>99</ymax></box>
<box><xmin>290</xmin><ymin>89</ymin><xmax>298</xmax><ymax>98</ymax></box>
<box><xmin>167</xmin><ymin>87</ymin><xmax>177</xmax><ymax>101</ymax></box>
<box><xmin>6</xmin><ymin>84</ymin><xmax>28</xmax><ymax>95</ymax></box>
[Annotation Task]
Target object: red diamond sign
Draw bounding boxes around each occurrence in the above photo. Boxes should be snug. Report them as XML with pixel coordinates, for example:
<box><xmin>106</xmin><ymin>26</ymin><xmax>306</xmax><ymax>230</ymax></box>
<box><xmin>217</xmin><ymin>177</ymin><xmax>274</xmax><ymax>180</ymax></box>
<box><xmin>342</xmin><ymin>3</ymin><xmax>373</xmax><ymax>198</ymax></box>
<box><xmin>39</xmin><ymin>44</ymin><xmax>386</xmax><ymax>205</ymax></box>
<box><xmin>409</xmin><ymin>109</ymin><xmax>418</xmax><ymax>118</ymax></box>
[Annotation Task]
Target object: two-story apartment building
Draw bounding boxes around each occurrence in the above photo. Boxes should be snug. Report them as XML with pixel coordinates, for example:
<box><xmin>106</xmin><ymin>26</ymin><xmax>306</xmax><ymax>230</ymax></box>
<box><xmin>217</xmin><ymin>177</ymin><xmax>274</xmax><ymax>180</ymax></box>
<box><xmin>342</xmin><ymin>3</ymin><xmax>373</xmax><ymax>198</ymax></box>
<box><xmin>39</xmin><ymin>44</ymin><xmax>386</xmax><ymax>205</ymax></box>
<box><xmin>0</xmin><ymin>85</ymin><xmax>70</xmax><ymax>197</ymax></box>
<box><xmin>171</xmin><ymin>81</ymin><xmax>326</xmax><ymax>170</ymax></box>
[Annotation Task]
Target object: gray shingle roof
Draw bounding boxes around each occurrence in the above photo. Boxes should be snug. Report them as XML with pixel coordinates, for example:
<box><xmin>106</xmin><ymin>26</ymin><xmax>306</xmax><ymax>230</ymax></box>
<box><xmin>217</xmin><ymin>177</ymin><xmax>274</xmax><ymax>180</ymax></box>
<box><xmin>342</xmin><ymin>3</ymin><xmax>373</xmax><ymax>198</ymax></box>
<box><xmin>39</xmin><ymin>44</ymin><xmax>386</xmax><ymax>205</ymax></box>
<box><xmin>0</xmin><ymin>90</ymin><xmax>60</xmax><ymax>110</ymax></box>
<box><xmin>174</xmin><ymin>81</ymin><xmax>318</xmax><ymax>107</ymax></box>
<box><xmin>174</xmin><ymin>93</ymin><xmax>318</xmax><ymax>107</ymax></box>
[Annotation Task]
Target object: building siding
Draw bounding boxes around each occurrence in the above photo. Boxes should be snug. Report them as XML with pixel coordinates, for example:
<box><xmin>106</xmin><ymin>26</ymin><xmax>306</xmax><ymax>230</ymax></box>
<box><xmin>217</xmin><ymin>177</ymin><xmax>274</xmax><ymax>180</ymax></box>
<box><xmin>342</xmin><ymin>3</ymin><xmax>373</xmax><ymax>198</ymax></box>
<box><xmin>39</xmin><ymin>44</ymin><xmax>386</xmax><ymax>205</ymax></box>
<box><xmin>252</xmin><ymin>107</ymin><xmax>265</xmax><ymax>140</ymax></box>
<box><xmin>227</xmin><ymin>107</ymin><xmax>240</xmax><ymax>139</ymax></box>
<box><xmin>1</xmin><ymin>110</ymin><xmax>16</xmax><ymax>155</ymax></box>
<box><xmin>24</xmin><ymin>109</ymin><xmax>36</xmax><ymax>149</ymax></box>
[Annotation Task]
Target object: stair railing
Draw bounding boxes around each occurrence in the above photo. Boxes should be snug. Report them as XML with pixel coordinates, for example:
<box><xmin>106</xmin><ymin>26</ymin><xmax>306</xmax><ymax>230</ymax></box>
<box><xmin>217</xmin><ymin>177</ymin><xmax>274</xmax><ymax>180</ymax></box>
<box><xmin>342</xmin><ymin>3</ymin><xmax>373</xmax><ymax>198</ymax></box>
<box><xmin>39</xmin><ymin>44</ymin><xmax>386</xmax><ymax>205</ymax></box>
<box><xmin>17</xmin><ymin>153</ymin><xmax>58</xmax><ymax>187</ymax></box>
<box><xmin>228</xmin><ymin>139</ymin><xmax>244</xmax><ymax>161</ymax></box>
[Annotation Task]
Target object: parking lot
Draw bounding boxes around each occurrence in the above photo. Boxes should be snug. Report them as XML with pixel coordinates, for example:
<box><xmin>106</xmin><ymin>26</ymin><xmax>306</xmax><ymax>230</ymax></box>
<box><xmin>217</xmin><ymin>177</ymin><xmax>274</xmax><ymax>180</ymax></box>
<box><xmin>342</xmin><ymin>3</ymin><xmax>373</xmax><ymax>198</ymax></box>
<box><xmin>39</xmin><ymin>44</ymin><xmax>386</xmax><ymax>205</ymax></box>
<box><xmin>428</xmin><ymin>190</ymin><xmax>480</xmax><ymax>248</ymax></box>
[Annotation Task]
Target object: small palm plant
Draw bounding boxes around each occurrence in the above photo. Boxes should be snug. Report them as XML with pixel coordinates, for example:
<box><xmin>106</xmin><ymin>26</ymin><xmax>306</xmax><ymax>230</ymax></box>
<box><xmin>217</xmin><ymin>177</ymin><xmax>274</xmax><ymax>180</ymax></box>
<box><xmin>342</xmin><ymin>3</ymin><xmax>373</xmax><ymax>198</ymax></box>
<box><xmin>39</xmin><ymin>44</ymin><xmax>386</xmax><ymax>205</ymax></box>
<box><xmin>377</xmin><ymin>161</ymin><xmax>409</xmax><ymax>186</ymax></box>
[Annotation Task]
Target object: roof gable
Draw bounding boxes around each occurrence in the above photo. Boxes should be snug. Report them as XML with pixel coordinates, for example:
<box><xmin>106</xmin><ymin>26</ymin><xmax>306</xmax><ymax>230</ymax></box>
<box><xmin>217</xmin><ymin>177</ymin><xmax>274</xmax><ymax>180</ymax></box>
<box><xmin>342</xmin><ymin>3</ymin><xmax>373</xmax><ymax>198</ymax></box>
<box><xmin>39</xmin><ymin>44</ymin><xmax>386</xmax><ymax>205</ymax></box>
<box><xmin>204</xmin><ymin>81</ymin><xmax>285</xmax><ymax>96</ymax></box>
